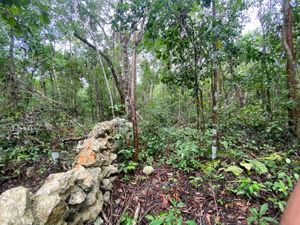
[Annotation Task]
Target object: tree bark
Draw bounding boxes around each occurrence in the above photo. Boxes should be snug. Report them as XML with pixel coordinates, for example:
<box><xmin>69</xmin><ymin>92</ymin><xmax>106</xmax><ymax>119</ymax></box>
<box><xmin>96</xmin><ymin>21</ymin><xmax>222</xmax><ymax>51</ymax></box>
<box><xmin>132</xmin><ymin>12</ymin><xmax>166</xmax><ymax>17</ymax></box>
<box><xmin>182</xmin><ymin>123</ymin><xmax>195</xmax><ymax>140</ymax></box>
<box><xmin>211</xmin><ymin>0</ymin><xmax>219</xmax><ymax>159</ymax></box>
<box><xmin>131</xmin><ymin>41</ymin><xmax>139</xmax><ymax>161</ymax></box>
<box><xmin>282</xmin><ymin>0</ymin><xmax>300</xmax><ymax>141</ymax></box>
<box><xmin>8</xmin><ymin>31</ymin><xmax>19</xmax><ymax>109</ymax></box>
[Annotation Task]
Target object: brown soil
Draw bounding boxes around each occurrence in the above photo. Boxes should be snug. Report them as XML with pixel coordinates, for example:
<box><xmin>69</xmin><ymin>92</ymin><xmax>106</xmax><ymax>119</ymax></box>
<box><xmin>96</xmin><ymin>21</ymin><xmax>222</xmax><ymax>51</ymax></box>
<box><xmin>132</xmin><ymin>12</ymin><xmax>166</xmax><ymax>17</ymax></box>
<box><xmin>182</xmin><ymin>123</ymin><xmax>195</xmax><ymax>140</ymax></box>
<box><xmin>0</xmin><ymin>156</ymin><xmax>64</xmax><ymax>194</ymax></box>
<box><xmin>102</xmin><ymin>164</ymin><xmax>260</xmax><ymax>225</ymax></box>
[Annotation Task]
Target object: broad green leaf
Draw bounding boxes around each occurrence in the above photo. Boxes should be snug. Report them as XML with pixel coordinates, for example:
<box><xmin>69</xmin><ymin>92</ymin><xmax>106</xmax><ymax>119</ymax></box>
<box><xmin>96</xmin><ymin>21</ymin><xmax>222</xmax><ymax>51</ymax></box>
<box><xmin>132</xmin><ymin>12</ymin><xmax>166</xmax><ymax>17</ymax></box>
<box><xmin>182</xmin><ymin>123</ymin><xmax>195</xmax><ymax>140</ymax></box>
<box><xmin>259</xmin><ymin>203</ymin><xmax>268</xmax><ymax>216</ymax></box>
<box><xmin>149</xmin><ymin>219</ymin><xmax>164</xmax><ymax>225</ymax></box>
<box><xmin>260</xmin><ymin>153</ymin><xmax>282</xmax><ymax>161</ymax></box>
<box><xmin>225</xmin><ymin>165</ymin><xmax>243</xmax><ymax>176</ymax></box>
<box><xmin>240</xmin><ymin>161</ymin><xmax>252</xmax><ymax>171</ymax></box>
<box><xmin>145</xmin><ymin>215</ymin><xmax>155</xmax><ymax>221</ymax></box>
<box><xmin>186</xmin><ymin>220</ymin><xmax>197</xmax><ymax>225</ymax></box>
<box><xmin>250</xmin><ymin>160</ymin><xmax>268</xmax><ymax>175</ymax></box>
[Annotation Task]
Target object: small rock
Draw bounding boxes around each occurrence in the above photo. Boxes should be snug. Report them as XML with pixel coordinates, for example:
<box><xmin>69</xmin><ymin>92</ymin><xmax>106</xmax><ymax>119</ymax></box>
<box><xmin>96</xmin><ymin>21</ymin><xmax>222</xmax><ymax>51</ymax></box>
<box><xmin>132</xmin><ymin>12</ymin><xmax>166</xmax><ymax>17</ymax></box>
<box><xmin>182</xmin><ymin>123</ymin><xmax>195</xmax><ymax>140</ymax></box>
<box><xmin>143</xmin><ymin>166</ymin><xmax>154</xmax><ymax>175</ymax></box>
<box><xmin>102</xmin><ymin>164</ymin><xmax>118</xmax><ymax>178</ymax></box>
<box><xmin>100</xmin><ymin>179</ymin><xmax>112</xmax><ymax>191</ymax></box>
<box><xmin>26</xmin><ymin>167</ymin><xmax>35</xmax><ymax>178</ymax></box>
<box><xmin>103</xmin><ymin>191</ymin><xmax>110</xmax><ymax>203</ymax></box>
<box><xmin>81</xmin><ymin>192</ymin><xmax>104</xmax><ymax>223</ymax></box>
<box><xmin>68</xmin><ymin>186</ymin><xmax>86</xmax><ymax>205</ymax></box>
<box><xmin>94</xmin><ymin>217</ymin><xmax>104</xmax><ymax>225</ymax></box>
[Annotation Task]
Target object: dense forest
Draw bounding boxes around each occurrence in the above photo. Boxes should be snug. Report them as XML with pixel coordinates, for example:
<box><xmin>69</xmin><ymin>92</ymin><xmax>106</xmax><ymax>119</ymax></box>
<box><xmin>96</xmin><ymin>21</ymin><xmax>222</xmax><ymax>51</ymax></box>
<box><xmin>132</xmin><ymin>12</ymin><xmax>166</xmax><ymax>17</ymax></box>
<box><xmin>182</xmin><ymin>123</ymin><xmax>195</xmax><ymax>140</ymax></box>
<box><xmin>1</xmin><ymin>0</ymin><xmax>300</xmax><ymax>224</ymax></box>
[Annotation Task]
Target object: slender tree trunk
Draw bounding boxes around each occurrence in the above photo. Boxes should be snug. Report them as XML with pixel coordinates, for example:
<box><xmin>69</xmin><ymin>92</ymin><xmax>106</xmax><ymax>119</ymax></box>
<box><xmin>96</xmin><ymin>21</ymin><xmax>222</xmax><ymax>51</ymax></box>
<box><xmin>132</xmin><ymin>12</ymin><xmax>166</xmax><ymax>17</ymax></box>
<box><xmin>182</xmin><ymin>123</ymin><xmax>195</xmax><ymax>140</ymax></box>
<box><xmin>8</xmin><ymin>31</ymin><xmax>19</xmax><ymax>109</ymax></box>
<box><xmin>98</xmin><ymin>54</ymin><xmax>115</xmax><ymax>118</ymax></box>
<box><xmin>211</xmin><ymin>0</ymin><xmax>219</xmax><ymax>159</ymax></box>
<box><xmin>282</xmin><ymin>0</ymin><xmax>300</xmax><ymax>141</ymax></box>
<box><xmin>200</xmin><ymin>88</ymin><xmax>205</xmax><ymax>133</ymax></box>
<box><xmin>94</xmin><ymin>72</ymin><xmax>103</xmax><ymax>120</ymax></box>
<box><xmin>131</xmin><ymin>43</ymin><xmax>139</xmax><ymax>161</ymax></box>
<box><xmin>121</xmin><ymin>35</ymin><xmax>131</xmax><ymax>116</ymax></box>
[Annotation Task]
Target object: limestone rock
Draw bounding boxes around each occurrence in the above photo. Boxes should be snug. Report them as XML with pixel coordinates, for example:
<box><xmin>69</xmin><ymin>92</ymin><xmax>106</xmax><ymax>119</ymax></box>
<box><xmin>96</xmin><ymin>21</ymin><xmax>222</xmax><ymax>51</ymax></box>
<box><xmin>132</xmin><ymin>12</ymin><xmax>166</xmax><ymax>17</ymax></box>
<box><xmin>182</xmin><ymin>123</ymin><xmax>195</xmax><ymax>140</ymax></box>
<box><xmin>102</xmin><ymin>164</ymin><xmax>118</xmax><ymax>178</ymax></box>
<box><xmin>26</xmin><ymin>167</ymin><xmax>35</xmax><ymax>178</ymax></box>
<box><xmin>84</xmin><ymin>187</ymin><xmax>99</xmax><ymax>206</ymax></box>
<box><xmin>89</xmin><ymin>121</ymin><xmax>113</xmax><ymax>139</ymax></box>
<box><xmin>100</xmin><ymin>179</ymin><xmax>112</xmax><ymax>191</ymax></box>
<box><xmin>33</xmin><ymin>193</ymin><xmax>68</xmax><ymax>225</ymax></box>
<box><xmin>81</xmin><ymin>192</ymin><xmax>104</xmax><ymax>223</ymax></box>
<box><xmin>103</xmin><ymin>191</ymin><xmax>110</xmax><ymax>203</ymax></box>
<box><xmin>74</xmin><ymin>139</ymin><xmax>98</xmax><ymax>167</ymax></box>
<box><xmin>86</xmin><ymin>167</ymin><xmax>103</xmax><ymax>183</ymax></box>
<box><xmin>36</xmin><ymin>172</ymin><xmax>74</xmax><ymax>196</ymax></box>
<box><xmin>75</xmin><ymin>167</ymin><xmax>94</xmax><ymax>190</ymax></box>
<box><xmin>0</xmin><ymin>186</ymin><xmax>34</xmax><ymax>225</ymax></box>
<box><xmin>143</xmin><ymin>166</ymin><xmax>154</xmax><ymax>175</ymax></box>
<box><xmin>68</xmin><ymin>186</ymin><xmax>86</xmax><ymax>205</ymax></box>
<box><xmin>94</xmin><ymin>217</ymin><xmax>104</xmax><ymax>225</ymax></box>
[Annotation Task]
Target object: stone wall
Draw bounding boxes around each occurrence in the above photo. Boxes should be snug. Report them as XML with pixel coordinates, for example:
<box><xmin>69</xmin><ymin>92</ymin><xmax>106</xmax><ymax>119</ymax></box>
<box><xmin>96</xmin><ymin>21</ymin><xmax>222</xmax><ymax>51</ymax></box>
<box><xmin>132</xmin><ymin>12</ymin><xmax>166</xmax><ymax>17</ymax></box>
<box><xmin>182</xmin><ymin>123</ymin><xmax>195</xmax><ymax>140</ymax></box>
<box><xmin>0</xmin><ymin>118</ymin><xmax>131</xmax><ymax>225</ymax></box>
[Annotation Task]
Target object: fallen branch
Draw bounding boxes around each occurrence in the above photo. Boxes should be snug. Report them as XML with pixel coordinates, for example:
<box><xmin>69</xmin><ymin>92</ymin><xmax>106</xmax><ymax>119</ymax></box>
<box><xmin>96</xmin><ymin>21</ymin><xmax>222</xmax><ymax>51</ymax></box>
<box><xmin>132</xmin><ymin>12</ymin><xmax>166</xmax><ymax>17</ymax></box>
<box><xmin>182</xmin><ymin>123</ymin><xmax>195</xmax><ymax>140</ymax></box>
<box><xmin>132</xmin><ymin>202</ymin><xmax>140</xmax><ymax>225</ymax></box>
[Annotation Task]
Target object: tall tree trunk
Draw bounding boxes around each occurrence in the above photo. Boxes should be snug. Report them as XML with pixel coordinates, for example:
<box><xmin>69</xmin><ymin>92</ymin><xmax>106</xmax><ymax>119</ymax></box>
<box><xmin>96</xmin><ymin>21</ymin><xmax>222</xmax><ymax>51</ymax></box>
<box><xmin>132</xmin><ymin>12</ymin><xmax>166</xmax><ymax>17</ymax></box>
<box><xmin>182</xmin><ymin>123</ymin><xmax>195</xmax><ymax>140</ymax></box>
<box><xmin>94</xmin><ymin>72</ymin><xmax>103</xmax><ymax>120</ymax></box>
<box><xmin>282</xmin><ymin>0</ymin><xmax>300</xmax><ymax>141</ymax></box>
<box><xmin>211</xmin><ymin>0</ymin><xmax>219</xmax><ymax>159</ymax></box>
<box><xmin>121</xmin><ymin>35</ymin><xmax>131</xmax><ymax>116</ymax></box>
<box><xmin>8</xmin><ymin>31</ymin><xmax>19</xmax><ymax>109</ymax></box>
<box><xmin>200</xmin><ymin>88</ymin><xmax>205</xmax><ymax>133</ymax></box>
<box><xmin>98</xmin><ymin>54</ymin><xmax>115</xmax><ymax>118</ymax></box>
<box><xmin>131</xmin><ymin>43</ymin><xmax>139</xmax><ymax>161</ymax></box>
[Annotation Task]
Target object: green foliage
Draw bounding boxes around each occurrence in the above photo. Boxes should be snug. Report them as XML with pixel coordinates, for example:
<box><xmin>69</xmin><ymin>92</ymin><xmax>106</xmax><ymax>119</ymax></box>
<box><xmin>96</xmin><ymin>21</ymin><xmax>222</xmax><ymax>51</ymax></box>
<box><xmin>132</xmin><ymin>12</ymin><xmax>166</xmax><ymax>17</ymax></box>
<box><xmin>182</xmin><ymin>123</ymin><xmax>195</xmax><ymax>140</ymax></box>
<box><xmin>120</xmin><ymin>161</ymin><xmax>139</xmax><ymax>174</ymax></box>
<box><xmin>120</xmin><ymin>212</ymin><xmax>135</xmax><ymax>225</ymax></box>
<box><xmin>234</xmin><ymin>178</ymin><xmax>265</xmax><ymax>198</ymax></box>
<box><xmin>146</xmin><ymin>200</ymin><xmax>196</xmax><ymax>225</ymax></box>
<box><xmin>225</xmin><ymin>165</ymin><xmax>244</xmax><ymax>176</ymax></box>
<box><xmin>247</xmin><ymin>204</ymin><xmax>278</xmax><ymax>225</ymax></box>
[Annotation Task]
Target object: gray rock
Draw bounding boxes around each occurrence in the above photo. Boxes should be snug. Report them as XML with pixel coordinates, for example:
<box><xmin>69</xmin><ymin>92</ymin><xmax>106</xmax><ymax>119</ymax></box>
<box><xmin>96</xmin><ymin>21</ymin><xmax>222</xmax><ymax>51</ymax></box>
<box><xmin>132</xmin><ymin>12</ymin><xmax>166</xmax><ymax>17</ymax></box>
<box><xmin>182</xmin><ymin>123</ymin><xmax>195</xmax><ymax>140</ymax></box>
<box><xmin>33</xmin><ymin>193</ymin><xmax>68</xmax><ymax>225</ymax></box>
<box><xmin>0</xmin><ymin>186</ymin><xmax>34</xmax><ymax>225</ymax></box>
<box><xmin>102</xmin><ymin>164</ymin><xmax>118</xmax><ymax>178</ymax></box>
<box><xmin>94</xmin><ymin>217</ymin><xmax>104</xmax><ymax>225</ymax></box>
<box><xmin>103</xmin><ymin>191</ymin><xmax>110</xmax><ymax>203</ymax></box>
<box><xmin>26</xmin><ymin>167</ymin><xmax>35</xmax><ymax>178</ymax></box>
<box><xmin>68</xmin><ymin>186</ymin><xmax>86</xmax><ymax>205</ymax></box>
<box><xmin>35</xmin><ymin>172</ymin><xmax>74</xmax><ymax>196</ymax></box>
<box><xmin>81</xmin><ymin>192</ymin><xmax>104</xmax><ymax>223</ymax></box>
<box><xmin>100</xmin><ymin>179</ymin><xmax>112</xmax><ymax>191</ymax></box>
<box><xmin>143</xmin><ymin>166</ymin><xmax>154</xmax><ymax>175</ymax></box>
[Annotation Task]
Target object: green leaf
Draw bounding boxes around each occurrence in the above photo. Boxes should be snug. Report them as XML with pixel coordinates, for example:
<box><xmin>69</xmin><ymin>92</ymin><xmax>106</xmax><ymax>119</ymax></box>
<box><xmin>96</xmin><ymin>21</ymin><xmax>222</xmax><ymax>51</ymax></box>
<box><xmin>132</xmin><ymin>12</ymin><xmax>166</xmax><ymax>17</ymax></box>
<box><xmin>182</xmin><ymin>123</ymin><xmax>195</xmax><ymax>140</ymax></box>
<box><xmin>41</xmin><ymin>11</ymin><xmax>50</xmax><ymax>24</ymax></box>
<box><xmin>259</xmin><ymin>203</ymin><xmax>268</xmax><ymax>216</ymax></box>
<box><xmin>7</xmin><ymin>16</ymin><xmax>16</xmax><ymax>27</ymax></box>
<box><xmin>186</xmin><ymin>220</ymin><xmax>197</xmax><ymax>225</ymax></box>
<box><xmin>145</xmin><ymin>215</ymin><xmax>155</xmax><ymax>221</ymax></box>
<box><xmin>216</xmin><ymin>39</ymin><xmax>222</xmax><ymax>49</ymax></box>
<box><xmin>225</xmin><ymin>165</ymin><xmax>244</xmax><ymax>176</ymax></box>
<box><xmin>240</xmin><ymin>161</ymin><xmax>252</xmax><ymax>171</ymax></box>
<box><xmin>149</xmin><ymin>219</ymin><xmax>164</xmax><ymax>225</ymax></box>
<box><xmin>264</xmin><ymin>217</ymin><xmax>278</xmax><ymax>223</ymax></box>
<box><xmin>250</xmin><ymin>160</ymin><xmax>268</xmax><ymax>175</ymax></box>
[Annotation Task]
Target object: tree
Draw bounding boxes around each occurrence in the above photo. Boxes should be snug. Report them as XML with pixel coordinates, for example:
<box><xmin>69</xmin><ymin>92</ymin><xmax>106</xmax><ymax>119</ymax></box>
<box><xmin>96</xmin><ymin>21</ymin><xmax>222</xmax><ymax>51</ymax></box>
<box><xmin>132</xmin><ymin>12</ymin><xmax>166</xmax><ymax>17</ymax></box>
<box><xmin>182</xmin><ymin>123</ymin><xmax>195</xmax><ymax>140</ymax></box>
<box><xmin>282</xmin><ymin>0</ymin><xmax>300</xmax><ymax>141</ymax></box>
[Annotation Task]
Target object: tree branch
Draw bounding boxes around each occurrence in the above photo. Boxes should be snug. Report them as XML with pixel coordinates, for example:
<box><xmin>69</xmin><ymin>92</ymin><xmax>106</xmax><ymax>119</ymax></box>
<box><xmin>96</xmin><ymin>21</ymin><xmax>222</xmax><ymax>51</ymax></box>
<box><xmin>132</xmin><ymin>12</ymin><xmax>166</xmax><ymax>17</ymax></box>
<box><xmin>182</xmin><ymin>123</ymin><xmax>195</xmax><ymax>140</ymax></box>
<box><xmin>74</xmin><ymin>32</ymin><xmax>124</xmax><ymax>101</ymax></box>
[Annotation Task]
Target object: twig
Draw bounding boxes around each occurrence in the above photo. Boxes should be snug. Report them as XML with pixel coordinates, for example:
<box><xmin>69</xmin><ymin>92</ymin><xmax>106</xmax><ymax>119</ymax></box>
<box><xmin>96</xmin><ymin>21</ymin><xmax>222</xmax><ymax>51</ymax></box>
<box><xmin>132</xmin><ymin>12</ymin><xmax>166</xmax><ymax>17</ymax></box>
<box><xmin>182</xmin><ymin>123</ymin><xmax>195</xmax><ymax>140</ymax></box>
<box><xmin>116</xmin><ymin>201</ymin><xmax>131</xmax><ymax>225</ymax></box>
<box><xmin>138</xmin><ymin>205</ymin><xmax>155</xmax><ymax>225</ymax></box>
<box><xmin>101</xmin><ymin>211</ymin><xmax>111</xmax><ymax>225</ymax></box>
<box><xmin>208</xmin><ymin>182</ymin><xmax>220</xmax><ymax>223</ymax></box>
<box><xmin>132</xmin><ymin>202</ymin><xmax>140</xmax><ymax>225</ymax></box>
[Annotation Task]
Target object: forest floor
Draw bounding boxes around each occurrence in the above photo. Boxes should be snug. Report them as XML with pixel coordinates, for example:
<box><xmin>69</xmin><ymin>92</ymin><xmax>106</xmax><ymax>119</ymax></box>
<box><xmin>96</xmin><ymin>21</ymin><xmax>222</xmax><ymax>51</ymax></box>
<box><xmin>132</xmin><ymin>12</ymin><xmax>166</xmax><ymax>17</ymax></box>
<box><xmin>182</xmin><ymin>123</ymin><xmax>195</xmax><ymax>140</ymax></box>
<box><xmin>104</xmin><ymin>163</ymin><xmax>270</xmax><ymax>225</ymax></box>
<box><xmin>1</xmin><ymin>121</ymin><xmax>298</xmax><ymax>225</ymax></box>
<box><xmin>0</xmin><ymin>156</ymin><xmax>64</xmax><ymax>193</ymax></box>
